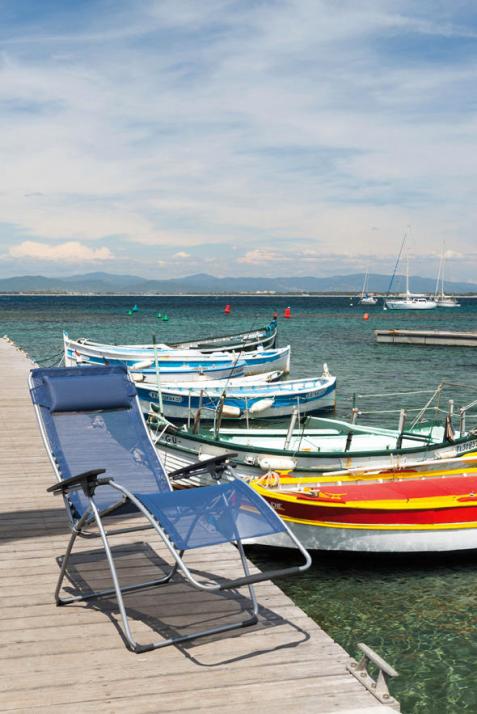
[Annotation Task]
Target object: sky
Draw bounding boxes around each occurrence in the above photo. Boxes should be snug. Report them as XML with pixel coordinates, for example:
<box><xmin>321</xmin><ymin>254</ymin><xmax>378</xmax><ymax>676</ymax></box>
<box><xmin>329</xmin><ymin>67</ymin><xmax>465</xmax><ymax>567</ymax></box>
<box><xmin>0</xmin><ymin>0</ymin><xmax>477</xmax><ymax>281</ymax></box>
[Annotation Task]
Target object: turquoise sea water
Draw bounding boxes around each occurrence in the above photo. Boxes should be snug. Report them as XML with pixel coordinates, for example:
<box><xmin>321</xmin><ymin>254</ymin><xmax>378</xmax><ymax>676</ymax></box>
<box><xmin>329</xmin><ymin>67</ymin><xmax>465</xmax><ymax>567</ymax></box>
<box><xmin>2</xmin><ymin>294</ymin><xmax>477</xmax><ymax>713</ymax></box>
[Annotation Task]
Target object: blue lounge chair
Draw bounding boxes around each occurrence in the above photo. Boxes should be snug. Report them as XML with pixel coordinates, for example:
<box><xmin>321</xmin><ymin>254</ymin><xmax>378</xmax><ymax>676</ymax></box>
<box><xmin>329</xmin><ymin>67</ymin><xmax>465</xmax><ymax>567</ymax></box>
<box><xmin>29</xmin><ymin>366</ymin><xmax>311</xmax><ymax>653</ymax></box>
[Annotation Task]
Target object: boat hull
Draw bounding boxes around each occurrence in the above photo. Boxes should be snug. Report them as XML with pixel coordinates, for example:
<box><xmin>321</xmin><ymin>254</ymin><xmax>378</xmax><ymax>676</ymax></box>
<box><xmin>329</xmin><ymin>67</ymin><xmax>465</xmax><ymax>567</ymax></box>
<box><xmin>384</xmin><ymin>299</ymin><xmax>436</xmax><ymax>310</ymax></box>
<box><xmin>247</xmin><ymin>521</ymin><xmax>477</xmax><ymax>552</ymax></box>
<box><xmin>248</xmin><ymin>473</ymin><xmax>477</xmax><ymax>551</ymax></box>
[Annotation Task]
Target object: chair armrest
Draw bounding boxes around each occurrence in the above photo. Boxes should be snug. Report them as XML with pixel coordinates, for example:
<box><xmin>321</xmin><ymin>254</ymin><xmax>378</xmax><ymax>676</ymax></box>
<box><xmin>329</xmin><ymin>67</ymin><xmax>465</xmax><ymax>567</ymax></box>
<box><xmin>47</xmin><ymin>469</ymin><xmax>109</xmax><ymax>494</ymax></box>
<box><xmin>169</xmin><ymin>453</ymin><xmax>238</xmax><ymax>480</ymax></box>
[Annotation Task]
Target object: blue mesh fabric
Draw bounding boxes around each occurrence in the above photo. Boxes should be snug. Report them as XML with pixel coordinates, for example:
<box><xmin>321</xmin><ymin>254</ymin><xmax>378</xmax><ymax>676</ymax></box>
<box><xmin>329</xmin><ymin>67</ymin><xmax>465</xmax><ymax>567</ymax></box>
<box><xmin>136</xmin><ymin>480</ymin><xmax>286</xmax><ymax>551</ymax></box>
<box><xmin>30</xmin><ymin>367</ymin><xmax>171</xmax><ymax>519</ymax></box>
<box><xmin>30</xmin><ymin>367</ymin><xmax>285</xmax><ymax>546</ymax></box>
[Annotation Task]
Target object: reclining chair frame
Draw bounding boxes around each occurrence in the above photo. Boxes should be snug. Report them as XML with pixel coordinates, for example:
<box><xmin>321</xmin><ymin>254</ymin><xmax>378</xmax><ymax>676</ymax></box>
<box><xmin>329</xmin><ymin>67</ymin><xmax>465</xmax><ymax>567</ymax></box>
<box><xmin>30</xmin><ymin>369</ymin><xmax>311</xmax><ymax>653</ymax></box>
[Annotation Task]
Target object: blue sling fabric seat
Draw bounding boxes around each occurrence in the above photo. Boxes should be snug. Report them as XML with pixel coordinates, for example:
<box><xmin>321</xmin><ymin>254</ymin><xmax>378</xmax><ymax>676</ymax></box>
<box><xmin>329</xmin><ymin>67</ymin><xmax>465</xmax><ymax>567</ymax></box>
<box><xmin>30</xmin><ymin>366</ymin><xmax>311</xmax><ymax>653</ymax></box>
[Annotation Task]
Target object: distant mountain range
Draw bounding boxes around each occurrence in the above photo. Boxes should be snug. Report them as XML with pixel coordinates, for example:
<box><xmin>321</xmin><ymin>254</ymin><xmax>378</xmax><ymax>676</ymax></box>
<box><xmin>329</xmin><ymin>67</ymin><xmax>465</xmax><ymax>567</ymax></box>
<box><xmin>1</xmin><ymin>271</ymin><xmax>476</xmax><ymax>294</ymax></box>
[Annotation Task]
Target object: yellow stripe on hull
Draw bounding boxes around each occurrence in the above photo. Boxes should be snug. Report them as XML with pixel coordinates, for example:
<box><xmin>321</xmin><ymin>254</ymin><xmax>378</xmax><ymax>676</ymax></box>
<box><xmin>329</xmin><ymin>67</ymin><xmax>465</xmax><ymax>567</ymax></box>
<box><xmin>279</xmin><ymin>514</ymin><xmax>477</xmax><ymax>532</ymax></box>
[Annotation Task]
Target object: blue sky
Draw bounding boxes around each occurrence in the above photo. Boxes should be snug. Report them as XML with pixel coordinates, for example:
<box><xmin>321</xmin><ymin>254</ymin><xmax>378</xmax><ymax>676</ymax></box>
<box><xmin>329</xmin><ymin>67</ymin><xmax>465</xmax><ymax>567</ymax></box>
<box><xmin>0</xmin><ymin>0</ymin><xmax>476</xmax><ymax>280</ymax></box>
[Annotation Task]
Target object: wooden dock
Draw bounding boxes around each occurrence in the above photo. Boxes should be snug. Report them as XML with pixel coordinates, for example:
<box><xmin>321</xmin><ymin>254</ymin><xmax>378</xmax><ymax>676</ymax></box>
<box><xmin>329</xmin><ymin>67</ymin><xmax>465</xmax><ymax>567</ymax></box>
<box><xmin>0</xmin><ymin>337</ymin><xmax>398</xmax><ymax>713</ymax></box>
<box><xmin>375</xmin><ymin>328</ymin><xmax>477</xmax><ymax>347</ymax></box>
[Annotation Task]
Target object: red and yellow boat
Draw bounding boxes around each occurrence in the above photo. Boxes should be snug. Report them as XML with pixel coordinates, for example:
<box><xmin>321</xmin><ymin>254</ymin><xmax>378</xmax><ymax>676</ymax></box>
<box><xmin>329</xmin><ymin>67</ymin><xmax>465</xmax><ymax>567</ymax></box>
<box><xmin>249</xmin><ymin>455</ymin><xmax>477</xmax><ymax>552</ymax></box>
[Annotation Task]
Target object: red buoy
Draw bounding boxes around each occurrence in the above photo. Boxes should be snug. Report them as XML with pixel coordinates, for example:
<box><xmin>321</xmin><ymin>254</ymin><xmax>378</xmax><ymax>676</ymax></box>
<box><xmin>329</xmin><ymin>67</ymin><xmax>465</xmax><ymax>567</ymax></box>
<box><xmin>224</xmin><ymin>304</ymin><xmax>231</xmax><ymax>314</ymax></box>
<box><xmin>284</xmin><ymin>306</ymin><xmax>291</xmax><ymax>319</ymax></box>
<box><xmin>363</xmin><ymin>313</ymin><xmax>369</xmax><ymax>320</ymax></box>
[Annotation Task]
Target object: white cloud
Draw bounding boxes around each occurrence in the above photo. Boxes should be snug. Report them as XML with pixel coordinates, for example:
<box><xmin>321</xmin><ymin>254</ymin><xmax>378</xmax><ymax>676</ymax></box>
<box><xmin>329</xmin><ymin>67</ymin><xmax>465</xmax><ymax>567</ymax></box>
<box><xmin>238</xmin><ymin>249</ymin><xmax>293</xmax><ymax>265</ymax></box>
<box><xmin>172</xmin><ymin>251</ymin><xmax>191</xmax><ymax>259</ymax></box>
<box><xmin>9</xmin><ymin>240</ymin><xmax>112</xmax><ymax>262</ymax></box>
<box><xmin>0</xmin><ymin>1</ymin><xmax>476</xmax><ymax>280</ymax></box>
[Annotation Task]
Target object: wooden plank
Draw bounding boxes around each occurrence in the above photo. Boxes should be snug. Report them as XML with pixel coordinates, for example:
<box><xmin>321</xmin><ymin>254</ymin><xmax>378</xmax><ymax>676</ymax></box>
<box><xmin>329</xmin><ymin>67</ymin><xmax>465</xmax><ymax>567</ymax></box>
<box><xmin>0</xmin><ymin>338</ymin><xmax>396</xmax><ymax>713</ymax></box>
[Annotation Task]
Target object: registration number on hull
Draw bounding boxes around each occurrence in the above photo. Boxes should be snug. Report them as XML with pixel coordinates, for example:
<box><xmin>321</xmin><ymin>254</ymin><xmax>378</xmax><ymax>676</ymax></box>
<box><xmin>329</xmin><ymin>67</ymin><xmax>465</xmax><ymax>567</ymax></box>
<box><xmin>456</xmin><ymin>438</ymin><xmax>477</xmax><ymax>455</ymax></box>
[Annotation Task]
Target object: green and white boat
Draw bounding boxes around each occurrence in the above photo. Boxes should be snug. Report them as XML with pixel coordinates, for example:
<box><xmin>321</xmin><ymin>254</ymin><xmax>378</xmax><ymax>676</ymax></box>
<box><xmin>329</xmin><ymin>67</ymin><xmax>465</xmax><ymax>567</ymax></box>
<box><xmin>150</xmin><ymin>412</ymin><xmax>477</xmax><ymax>482</ymax></box>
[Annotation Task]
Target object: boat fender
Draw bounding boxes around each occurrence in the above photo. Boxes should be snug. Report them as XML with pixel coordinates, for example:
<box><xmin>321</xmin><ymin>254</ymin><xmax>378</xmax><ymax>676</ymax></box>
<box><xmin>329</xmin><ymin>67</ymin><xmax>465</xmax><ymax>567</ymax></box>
<box><xmin>256</xmin><ymin>472</ymin><xmax>281</xmax><ymax>488</ymax></box>
<box><xmin>130</xmin><ymin>359</ymin><xmax>154</xmax><ymax>371</ymax></box>
<box><xmin>221</xmin><ymin>404</ymin><xmax>242</xmax><ymax>418</ymax></box>
<box><xmin>258</xmin><ymin>456</ymin><xmax>297</xmax><ymax>472</ymax></box>
<box><xmin>130</xmin><ymin>373</ymin><xmax>145</xmax><ymax>382</ymax></box>
<box><xmin>249</xmin><ymin>398</ymin><xmax>275</xmax><ymax>414</ymax></box>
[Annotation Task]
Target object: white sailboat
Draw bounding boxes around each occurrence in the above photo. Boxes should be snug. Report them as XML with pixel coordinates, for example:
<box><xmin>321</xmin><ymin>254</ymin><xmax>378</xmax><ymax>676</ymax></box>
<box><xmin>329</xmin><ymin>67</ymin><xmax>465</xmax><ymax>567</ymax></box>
<box><xmin>384</xmin><ymin>254</ymin><xmax>437</xmax><ymax>310</ymax></box>
<box><xmin>434</xmin><ymin>250</ymin><xmax>461</xmax><ymax>308</ymax></box>
<box><xmin>358</xmin><ymin>270</ymin><xmax>378</xmax><ymax>305</ymax></box>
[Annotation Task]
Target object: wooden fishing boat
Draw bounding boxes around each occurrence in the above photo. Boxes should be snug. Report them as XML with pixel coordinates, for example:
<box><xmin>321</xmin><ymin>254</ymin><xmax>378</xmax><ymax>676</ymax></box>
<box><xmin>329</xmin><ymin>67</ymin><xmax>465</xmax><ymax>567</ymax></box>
<box><xmin>102</xmin><ymin>359</ymin><xmax>249</xmax><ymax>382</ymax></box>
<box><xmin>247</xmin><ymin>457</ymin><xmax>477</xmax><ymax>552</ymax></box>
<box><xmin>63</xmin><ymin>333</ymin><xmax>291</xmax><ymax>376</ymax></box>
<box><xmin>151</xmin><ymin>412</ymin><xmax>477</xmax><ymax>478</ymax></box>
<box><xmin>169</xmin><ymin>319</ymin><xmax>278</xmax><ymax>352</ymax></box>
<box><xmin>140</xmin><ymin>370</ymin><xmax>336</xmax><ymax>421</ymax></box>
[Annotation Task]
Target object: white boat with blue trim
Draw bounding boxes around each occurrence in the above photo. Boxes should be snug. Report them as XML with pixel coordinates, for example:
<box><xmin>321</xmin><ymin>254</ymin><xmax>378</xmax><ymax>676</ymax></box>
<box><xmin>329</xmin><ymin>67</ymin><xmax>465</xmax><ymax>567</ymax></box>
<box><xmin>139</xmin><ymin>368</ymin><xmax>336</xmax><ymax>421</ymax></box>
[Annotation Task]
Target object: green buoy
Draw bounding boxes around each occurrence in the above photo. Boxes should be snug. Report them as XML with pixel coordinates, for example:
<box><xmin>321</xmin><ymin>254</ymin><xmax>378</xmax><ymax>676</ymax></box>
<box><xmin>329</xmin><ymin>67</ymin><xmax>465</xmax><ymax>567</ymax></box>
<box><xmin>156</xmin><ymin>313</ymin><xmax>162</xmax><ymax>318</ymax></box>
<box><xmin>132</xmin><ymin>304</ymin><xmax>139</xmax><ymax>312</ymax></box>
<box><xmin>162</xmin><ymin>314</ymin><xmax>169</xmax><ymax>321</ymax></box>
<box><xmin>127</xmin><ymin>310</ymin><xmax>133</xmax><ymax>316</ymax></box>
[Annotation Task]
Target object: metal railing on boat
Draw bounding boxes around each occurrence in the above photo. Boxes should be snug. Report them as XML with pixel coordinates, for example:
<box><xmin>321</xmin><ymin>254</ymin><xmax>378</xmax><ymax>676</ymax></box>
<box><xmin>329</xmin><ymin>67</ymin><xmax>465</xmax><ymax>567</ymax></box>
<box><xmin>348</xmin><ymin>381</ymin><xmax>477</xmax><ymax>437</ymax></box>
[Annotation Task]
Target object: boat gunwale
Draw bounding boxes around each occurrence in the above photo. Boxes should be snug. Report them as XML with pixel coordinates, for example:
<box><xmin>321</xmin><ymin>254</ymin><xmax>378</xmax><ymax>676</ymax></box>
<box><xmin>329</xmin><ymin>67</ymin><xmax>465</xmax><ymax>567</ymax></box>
<box><xmin>251</xmin><ymin>474</ymin><xmax>477</xmax><ymax>511</ymax></box>
<box><xmin>140</xmin><ymin>375</ymin><xmax>336</xmax><ymax>399</ymax></box>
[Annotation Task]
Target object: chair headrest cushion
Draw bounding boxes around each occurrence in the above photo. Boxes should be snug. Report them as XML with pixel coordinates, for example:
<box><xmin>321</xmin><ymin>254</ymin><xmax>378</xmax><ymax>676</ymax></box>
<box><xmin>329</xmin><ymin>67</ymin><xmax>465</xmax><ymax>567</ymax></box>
<box><xmin>43</xmin><ymin>372</ymin><xmax>135</xmax><ymax>412</ymax></box>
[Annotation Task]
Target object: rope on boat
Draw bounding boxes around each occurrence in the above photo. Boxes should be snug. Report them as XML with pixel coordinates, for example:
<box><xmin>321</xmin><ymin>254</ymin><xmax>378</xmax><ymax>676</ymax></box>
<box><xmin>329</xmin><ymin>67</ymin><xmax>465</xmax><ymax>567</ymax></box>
<box><xmin>357</xmin><ymin>406</ymin><xmax>437</xmax><ymax>415</ymax></box>
<box><xmin>352</xmin><ymin>388</ymin><xmax>436</xmax><ymax>399</ymax></box>
<box><xmin>34</xmin><ymin>349</ymin><xmax>65</xmax><ymax>367</ymax></box>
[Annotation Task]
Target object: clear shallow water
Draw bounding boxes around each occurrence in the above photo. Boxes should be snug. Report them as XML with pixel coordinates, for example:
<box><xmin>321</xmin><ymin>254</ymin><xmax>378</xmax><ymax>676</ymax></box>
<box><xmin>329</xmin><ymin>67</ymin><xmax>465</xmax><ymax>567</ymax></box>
<box><xmin>2</xmin><ymin>294</ymin><xmax>477</xmax><ymax>712</ymax></box>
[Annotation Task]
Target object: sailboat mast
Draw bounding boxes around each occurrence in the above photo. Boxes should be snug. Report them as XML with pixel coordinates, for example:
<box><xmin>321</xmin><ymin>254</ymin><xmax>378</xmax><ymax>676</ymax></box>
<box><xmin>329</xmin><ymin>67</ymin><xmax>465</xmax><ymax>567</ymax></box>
<box><xmin>435</xmin><ymin>252</ymin><xmax>443</xmax><ymax>298</ymax></box>
<box><xmin>441</xmin><ymin>250</ymin><xmax>446</xmax><ymax>298</ymax></box>
<box><xmin>386</xmin><ymin>232</ymin><xmax>407</xmax><ymax>297</ymax></box>
<box><xmin>361</xmin><ymin>270</ymin><xmax>368</xmax><ymax>297</ymax></box>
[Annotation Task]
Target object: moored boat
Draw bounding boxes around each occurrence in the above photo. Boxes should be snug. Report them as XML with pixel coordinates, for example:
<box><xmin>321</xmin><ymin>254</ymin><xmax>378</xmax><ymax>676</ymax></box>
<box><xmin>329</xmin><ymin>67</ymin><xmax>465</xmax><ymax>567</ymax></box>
<box><xmin>89</xmin><ymin>358</ymin><xmax>248</xmax><ymax>382</ymax></box>
<box><xmin>357</xmin><ymin>271</ymin><xmax>378</xmax><ymax>305</ymax></box>
<box><xmin>384</xmin><ymin>296</ymin><xmax>437</xmax><ymax>310</ymax></box>
<box><xmin>247</xmin><ymin>457</ymin><xmax>477</xmax><ymax>552</ymax></box>
<box><xmin>141</xmin><ymin>369</ymin><xmax>336</xmax><ymax>421</ymax></box>
<box><xmin>169</xmin><ymin>318</ymin><xmax>278</xmax><ymax>352</ymax></box>
<box><xmin>151</xmin><ymin>411</ymin><xmax>477</xmax><ymax>479</ymax></box>
<box><xmin>384</xmin><ymin>247</ymin><xmax>436</xmax><ymax>310</ymax></box>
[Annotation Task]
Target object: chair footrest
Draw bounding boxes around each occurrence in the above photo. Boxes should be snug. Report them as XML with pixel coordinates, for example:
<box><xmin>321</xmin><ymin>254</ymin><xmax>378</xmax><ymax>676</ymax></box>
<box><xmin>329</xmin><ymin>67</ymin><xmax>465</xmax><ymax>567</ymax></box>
<box><xmin>219</xmin><ymin>565</ymin><xmax>303</xmax><ymax>591</ymax></box>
